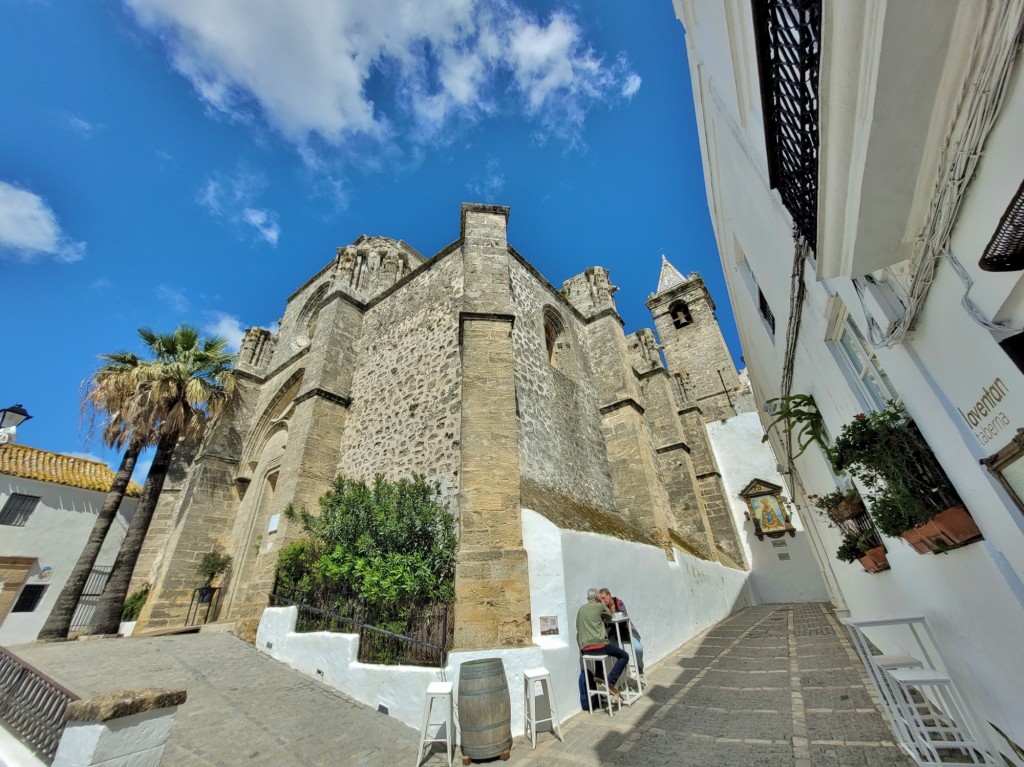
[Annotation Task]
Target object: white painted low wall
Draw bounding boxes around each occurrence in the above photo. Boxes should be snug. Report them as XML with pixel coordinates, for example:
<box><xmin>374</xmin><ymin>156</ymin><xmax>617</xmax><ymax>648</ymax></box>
<box><xmin>256</xmin><ymin>509</ymin><xmax>753</xmax><ymax>737</ymax></box>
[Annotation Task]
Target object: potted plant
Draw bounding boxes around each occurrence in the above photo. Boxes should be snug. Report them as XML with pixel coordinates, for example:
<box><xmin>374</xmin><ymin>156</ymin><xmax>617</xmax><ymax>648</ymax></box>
<box><xmin>829</xmin><ymin>402</ymin><xmax>982</xmax><ymax>553</ymax></box>
<box><xmin>196</xmin><ymin>551</ymin><xmax>232</xmax><ymax>603</ymax></box>
<box><xmin>808</xmin><ymin>487</ymin><xmax>866</xmax><ymax>524</ymax></box>
<box><xmin>119</xmin><ymin>583</ymin><xmax>149</xmax><ymax>637</ymax></box>
<box><xmin>835</xmin><ymin>529</ymin><xmax>889</xmax><ymax>573</ymax></box>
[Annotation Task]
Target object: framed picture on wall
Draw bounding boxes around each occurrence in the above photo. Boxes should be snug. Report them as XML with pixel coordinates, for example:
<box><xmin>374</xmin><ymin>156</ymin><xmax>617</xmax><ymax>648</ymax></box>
<box><xmin>982</xmin><ymin>428</ymin><xmax>1024</xmax><ymax>514</ymax></box>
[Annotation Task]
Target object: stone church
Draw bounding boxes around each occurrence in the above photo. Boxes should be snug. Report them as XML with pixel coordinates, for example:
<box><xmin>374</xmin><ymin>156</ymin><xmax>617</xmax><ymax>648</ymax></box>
<box><xmin>131</xmin><ymin>203</ymin><xmax>758</xmax><ymax>645</ymax></box>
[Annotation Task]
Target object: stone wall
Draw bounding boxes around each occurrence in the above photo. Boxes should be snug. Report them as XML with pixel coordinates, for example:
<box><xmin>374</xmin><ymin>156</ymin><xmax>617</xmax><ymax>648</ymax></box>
<box><xmin>508</xmin><ymin>257</ymin><xmax>615</xmax><ymax>512</ymax></box>
<box><xmin>336</xmin><ymin>249</ymin><xmax>464</xmax><ymax>507</ymax></box>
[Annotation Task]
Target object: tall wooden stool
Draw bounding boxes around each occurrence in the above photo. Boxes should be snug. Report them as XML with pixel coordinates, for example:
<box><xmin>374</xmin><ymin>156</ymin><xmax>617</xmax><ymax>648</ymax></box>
<box><xmin>416</xmin><ymin>681</ymin><xmax>454</xmax><ymax>767</ymax></box>
<box><xmin>523</xmin><ymin>667</ymin><xmax>562</xmax><ymax>749</ymax></box>
<box><xmin>581</xmin><ymin>654</ymin><xmax>618</xmax><ymax>717</ymax></box>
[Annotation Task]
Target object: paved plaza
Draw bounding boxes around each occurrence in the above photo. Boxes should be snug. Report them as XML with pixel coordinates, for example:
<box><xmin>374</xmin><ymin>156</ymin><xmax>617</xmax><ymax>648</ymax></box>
<box><xmin>10</xmin><ymin>602</ymin><xmax>911</xmax><ymax>766</ymax></box>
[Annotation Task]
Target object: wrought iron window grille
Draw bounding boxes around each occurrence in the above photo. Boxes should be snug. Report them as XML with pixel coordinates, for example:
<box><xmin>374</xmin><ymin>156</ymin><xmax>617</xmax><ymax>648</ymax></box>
<box><xmin>759</xmin><ymin>288</ymin><xmax>777</xmax><ymax>335</ymax></box>
<box><xmin>752</xmin><ymin>0</ymin><xmax>822</xmax><ymax>251</ymax></box>
<box><xmin>979</xmin><ymin>178</ymin><xmax>1024</xmax><ymax>272</ymax></box>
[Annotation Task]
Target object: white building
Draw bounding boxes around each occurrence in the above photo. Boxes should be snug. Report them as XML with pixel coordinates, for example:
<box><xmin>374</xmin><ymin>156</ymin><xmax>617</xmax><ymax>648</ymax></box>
<box><xmin>674</xmin><ymin>0</ymin><xmax>1024</xmax><ymax>759</ymax></box>
<box><xmin>0</xmin><ymin>441</ymin><xmax>139</xmax><ymax>644</ymax></box>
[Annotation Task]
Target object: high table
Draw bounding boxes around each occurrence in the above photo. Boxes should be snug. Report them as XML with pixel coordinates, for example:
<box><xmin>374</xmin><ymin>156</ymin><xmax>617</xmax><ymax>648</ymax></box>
<box><xmin>608</xmin><ymin>614</ymin><xmax>643</xmax><ymax>705</ymax></box>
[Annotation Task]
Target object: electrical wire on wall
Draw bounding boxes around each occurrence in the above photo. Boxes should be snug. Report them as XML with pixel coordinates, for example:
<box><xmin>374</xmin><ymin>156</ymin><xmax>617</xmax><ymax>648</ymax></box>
<box><xmin>779</xmin><ymin>234</ymin><xmax>812</xmax><ymax>473</ymax></box>
<box><xmin>864</xmin><ymin>0</ymin><xmax>1024</xmax><ymax>349</ymax></box>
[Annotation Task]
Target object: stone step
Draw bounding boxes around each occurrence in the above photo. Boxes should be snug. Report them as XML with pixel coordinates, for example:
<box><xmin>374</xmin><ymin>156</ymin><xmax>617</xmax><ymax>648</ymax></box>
<box><xmin>132</xmin><ymin>625</ymin><xmax>202</xmax><ymax>639</ymax></box>
<box><xmin>198</xmin><ymin>621</ymin><xmax>236</xmax><ymax>634</ymax></box>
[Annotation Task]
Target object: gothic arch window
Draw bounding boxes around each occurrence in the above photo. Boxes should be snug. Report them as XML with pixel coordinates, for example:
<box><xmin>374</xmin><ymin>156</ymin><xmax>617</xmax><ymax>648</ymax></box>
<box><xmin>542</xmin><ymin>307</ymin><xmax>576</xmax><ymax>377</ymax></box>
<box><xmin>669</xmin><ymin>300</ymin><xmax>692</xmax><ymax>328</ymax></box>
<box><xmin>297</xmin><ymin>284</ymin><xmax>329</xmax><ymax>344</ymax></box>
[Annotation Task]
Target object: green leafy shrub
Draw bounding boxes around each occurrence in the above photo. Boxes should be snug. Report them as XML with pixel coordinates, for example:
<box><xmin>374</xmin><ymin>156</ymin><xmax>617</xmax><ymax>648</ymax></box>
<box><xmin>121</xmin><ymin>584</ymin><xmax>150</xmax><ymax>621</ymax></box>
<box><xmin>196</xmin><ymin>551</ymin><xmax>233</xmax><ymax>586</ymax></box>
<box><xmin>278</xmin><ymin>474</ymin><xmax>456</xmax><ymax>607</ymax></box>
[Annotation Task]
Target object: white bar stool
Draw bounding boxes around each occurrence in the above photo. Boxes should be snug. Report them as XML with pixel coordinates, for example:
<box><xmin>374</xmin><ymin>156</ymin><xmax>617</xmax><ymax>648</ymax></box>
<box><xmin>415</xmin><ymin>680</ymin><xmax>454</xmax><ymax>767</ymax></box>
<box><xmin>581</xmin><ymin>654</ymin><xmax>618</xmax><ymax>717</ymax></box>
<box><xmin>523</xmin><ymin>667</ymin><xmax>562</xmax><ymax>749</ymax></box>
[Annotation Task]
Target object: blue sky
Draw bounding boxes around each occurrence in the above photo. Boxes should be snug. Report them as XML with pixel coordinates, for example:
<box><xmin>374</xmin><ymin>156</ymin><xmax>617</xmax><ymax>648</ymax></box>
<box><xmin>1</xmin><ymin>0</ymin><xmax>738</xmax><ymax>477</ymax></box>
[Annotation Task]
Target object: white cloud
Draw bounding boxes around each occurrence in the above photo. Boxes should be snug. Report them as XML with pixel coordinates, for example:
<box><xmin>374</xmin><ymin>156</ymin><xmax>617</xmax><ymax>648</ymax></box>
<box><xmin>622</xmin><ymin>73</ymin><xmax>642</xmax><ymax>99</ymax></box>
<box><xmin>68</xmin><ymin>116</ymin><xmax>98</xmax><ymax>138</ymax></box>
<box><xmin>241</xmin><ymin>208</ymin><xmax>279</xmax><ymax>245</ymax></box>
<box><xmin>466</xmin><ymin>157</ymin><xmax>505</xmax><ymax>199</ymax></box>
<box><xmin>123</xmin><ymin>0</ymin><xmax>638</xmax><ymax>153</ymax></box>
<box><xmin>203</xmin><ymin>311</ymin><xmax>247</xmax><ymax>352</ymax></box>
<box><xmin>202</xmin><ymin>311</ymin><xmax>279</xmax><ymax>353</ymax></box>
<box><xmin>198</xmin><ymin>166</ymin><xmax>281</xmax><ymax>245</ymax></box>
<box><xmin>155</xmin><ymin>283</ymin><xmax>189</xmax><ymax>312</ymax></box>
<box><xmin>0</xmin><ymin>181</ymin><xmax>86</xmax><ymax>263</ymax></box>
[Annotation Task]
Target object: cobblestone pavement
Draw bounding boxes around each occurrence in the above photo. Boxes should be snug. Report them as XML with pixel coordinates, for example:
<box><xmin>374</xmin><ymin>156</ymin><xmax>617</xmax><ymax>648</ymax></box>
<box><xmin>11</xmin><ymin>633</ymin><xmax>421</xmax><ymax>767</ymax></box>
<box><xmin>10</xmin><ymin>603</ymin><xmax>912</xmax><ymax>766</ymax></box>
<box><xmin>506</xmin><ymin>603</ymin><xmax>912</xmax><ymax>767</ymax></box>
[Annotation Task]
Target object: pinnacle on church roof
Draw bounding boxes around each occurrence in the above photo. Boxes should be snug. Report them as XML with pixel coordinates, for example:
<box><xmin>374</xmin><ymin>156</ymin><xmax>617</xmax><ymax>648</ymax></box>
<box><xmin>656</xmin><ymin>254</ymin><xmax>687</xmax><ymax>293</ymax></box>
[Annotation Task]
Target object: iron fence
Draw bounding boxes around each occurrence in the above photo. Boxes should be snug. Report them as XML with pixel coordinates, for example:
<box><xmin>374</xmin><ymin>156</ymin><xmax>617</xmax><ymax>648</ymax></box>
<box><xmin>270</xmin><ymin>586</ymin><xmax>452</xmax><ymax>667</ymax></box>
<box><xmin>0</xmin><ymin>645</ymin><xmax>79</xmax><ymax>764</ymax></box>
<box><xmin>69</xmin><ymin>565</ymin><xmax>112</xmax><ymax>631</ymax></box>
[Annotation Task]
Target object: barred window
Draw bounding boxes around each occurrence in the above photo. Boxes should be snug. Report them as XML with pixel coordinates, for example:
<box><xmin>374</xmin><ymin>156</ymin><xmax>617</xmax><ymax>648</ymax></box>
<box><xmin>12</xmin><ymin>584</ymin><xmax>47</xmax><ymax>612</ymax></box>
<box><xmin>0</xmin><ymin>493</ymin><xmax>40</xmax><ymax>526</ymax></box>
<box><xmin>759</xmin><ymin>289</ymin><xmax>776</xmax><ymax>335</ymax></box>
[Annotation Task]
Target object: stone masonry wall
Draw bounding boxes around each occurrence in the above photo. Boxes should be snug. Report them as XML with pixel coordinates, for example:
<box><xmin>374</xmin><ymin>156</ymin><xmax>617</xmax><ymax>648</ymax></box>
<box><xmin>336</xmin><ymin>250</ymin><xmax>464</xmax><ymax>508</ymax></box>
<box><xmin>508</xmin><ymin>257</ymin><xmax>615</xmax><ymax>512</ymax></box>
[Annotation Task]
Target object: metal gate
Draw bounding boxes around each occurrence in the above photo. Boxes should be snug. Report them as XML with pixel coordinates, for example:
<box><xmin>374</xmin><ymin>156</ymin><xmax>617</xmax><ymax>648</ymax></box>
<box><xmin>69</xmin><ymin>566</ymin><xmax>112</xmax><ymax>631</ymax></box>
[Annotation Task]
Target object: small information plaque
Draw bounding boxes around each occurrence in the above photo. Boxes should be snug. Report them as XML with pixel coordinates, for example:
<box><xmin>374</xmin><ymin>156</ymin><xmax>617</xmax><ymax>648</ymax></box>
<box><xmin>539</xmin><ymin>616</ymin><xmax>559</xmax><ymax>636</ymax></box>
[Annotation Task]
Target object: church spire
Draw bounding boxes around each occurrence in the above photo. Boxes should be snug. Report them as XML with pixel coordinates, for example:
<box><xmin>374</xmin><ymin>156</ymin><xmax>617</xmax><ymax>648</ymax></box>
<box><xmin>656</xmin><ymin>253</ymin><xmax>687</xmax><ymax>294</ymax></box>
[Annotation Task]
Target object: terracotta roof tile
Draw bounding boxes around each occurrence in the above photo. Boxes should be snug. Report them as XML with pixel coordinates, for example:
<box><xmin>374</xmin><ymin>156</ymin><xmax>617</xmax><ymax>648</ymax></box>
<box><xmin>0</xmin><ymin>443</ymin><xmax>143</xmax><ymax>498</ymax></box>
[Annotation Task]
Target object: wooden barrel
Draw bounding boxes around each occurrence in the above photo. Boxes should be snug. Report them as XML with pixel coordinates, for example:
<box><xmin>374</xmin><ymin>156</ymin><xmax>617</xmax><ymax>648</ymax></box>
<box><xmin>458</xmin><ymin>658</ymin><xmax>512</xmax><ymax>761</ymax></box>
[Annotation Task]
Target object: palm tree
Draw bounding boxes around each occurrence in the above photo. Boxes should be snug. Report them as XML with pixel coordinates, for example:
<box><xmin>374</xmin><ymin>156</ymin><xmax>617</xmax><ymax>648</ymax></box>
<box><xmin>86</xmin><ymin>325</ymin><xmax>235</xmax><ymax>635</ymax></box>
<box><xmin>37</xmin><ymin>357</ymin><xmax>153</xmax><ymax>640</ymax></box>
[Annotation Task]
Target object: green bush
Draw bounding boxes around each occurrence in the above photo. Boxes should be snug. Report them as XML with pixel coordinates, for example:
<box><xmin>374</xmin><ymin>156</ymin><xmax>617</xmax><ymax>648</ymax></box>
<box><xmin>278</xmin><ymin>474</ymin><xmax>456</xmax><ymax>607</ymax></box>
<box><xmin>121</xmin><ymin>584</ymin><xmax>150</xmax><ymax>621</ymax></box>
<box><xmin>196</xmin><ymin>551</ymin><xmax>233</xmax><ymax>586</ymax></box>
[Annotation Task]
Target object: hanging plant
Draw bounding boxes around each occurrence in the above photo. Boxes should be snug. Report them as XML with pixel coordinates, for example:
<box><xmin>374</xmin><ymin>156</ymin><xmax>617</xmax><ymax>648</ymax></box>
<box><xmin>762</xmin><ymin>393</ymin><xmax>827</xmax><ymax>459</ymax></box>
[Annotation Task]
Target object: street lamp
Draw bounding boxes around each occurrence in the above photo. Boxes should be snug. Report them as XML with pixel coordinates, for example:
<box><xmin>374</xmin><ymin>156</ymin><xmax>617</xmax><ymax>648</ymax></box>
<box><xmin>0</xmin><ymin>404</ymin><xmax>32</xmax><ymax>443</ymax></box>
<box><xmin>0</xmin><ymin>404</ymin><xmax>32</xmax><ymax>430</ymax></box>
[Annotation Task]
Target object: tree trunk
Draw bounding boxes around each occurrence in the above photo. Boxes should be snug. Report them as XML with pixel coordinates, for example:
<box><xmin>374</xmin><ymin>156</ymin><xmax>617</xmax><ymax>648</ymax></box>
<box><xmin>37</xmin><ymin>440</ymin><xmax>142</xmax><ymax>640</ymax></box>
<box><xmin>88</xmin><ymin>430</ymin><xmax>178</xmax><ymax>635</ymax></box>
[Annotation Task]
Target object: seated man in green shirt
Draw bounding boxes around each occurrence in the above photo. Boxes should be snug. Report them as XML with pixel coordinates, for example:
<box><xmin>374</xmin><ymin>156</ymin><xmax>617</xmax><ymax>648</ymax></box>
<box><xmin>575</xmin><ymin>587</ymin><xmax>629</xmax><ymax>698</ymax></box>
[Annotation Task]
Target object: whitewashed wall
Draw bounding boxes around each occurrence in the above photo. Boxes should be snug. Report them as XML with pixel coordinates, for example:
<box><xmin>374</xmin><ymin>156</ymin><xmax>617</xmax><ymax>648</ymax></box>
<box><xmin>257</xmin><ymin>508</ymin><xmax>752</xmax><ymax>736</ymax></box>
<box><xmin>676</xmin><ymin>0</ymin><xmax>1024</xmax><ymax>754</ymax></box>
<box><xmin>706</xmin><ymin>413</ymin><xmax>829</xmax><ymax>604</ymax></box>
<box><xmin>0</xmin><ymin>475</ymin><xmax>137</xmax><ymax>645</ymax></box>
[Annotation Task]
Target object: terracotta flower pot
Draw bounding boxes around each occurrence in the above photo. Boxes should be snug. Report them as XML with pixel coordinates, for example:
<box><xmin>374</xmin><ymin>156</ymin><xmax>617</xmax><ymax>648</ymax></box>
<box><xmin>920</xmin><ymin>506</ymin><xmax>982</xmax><ymax>546</ymax></box>
<box><xmin>858</xmin><ymin>545</ymin><xmax>890</xmax><ymax>573</ymax></box>
<box><xmin>901</xmin><ymin>526</ymin><xmax>938</xmax><ymax>554</ymax></box>
<box><xmin>902</xmin><ymin>506</ymin><xmax>982</xmax><ymax>554</ymax></box>
<box><xmin>829</xmin><ymin>499</ymin><xmax>866</xmax><ymax>523</ymax></box>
